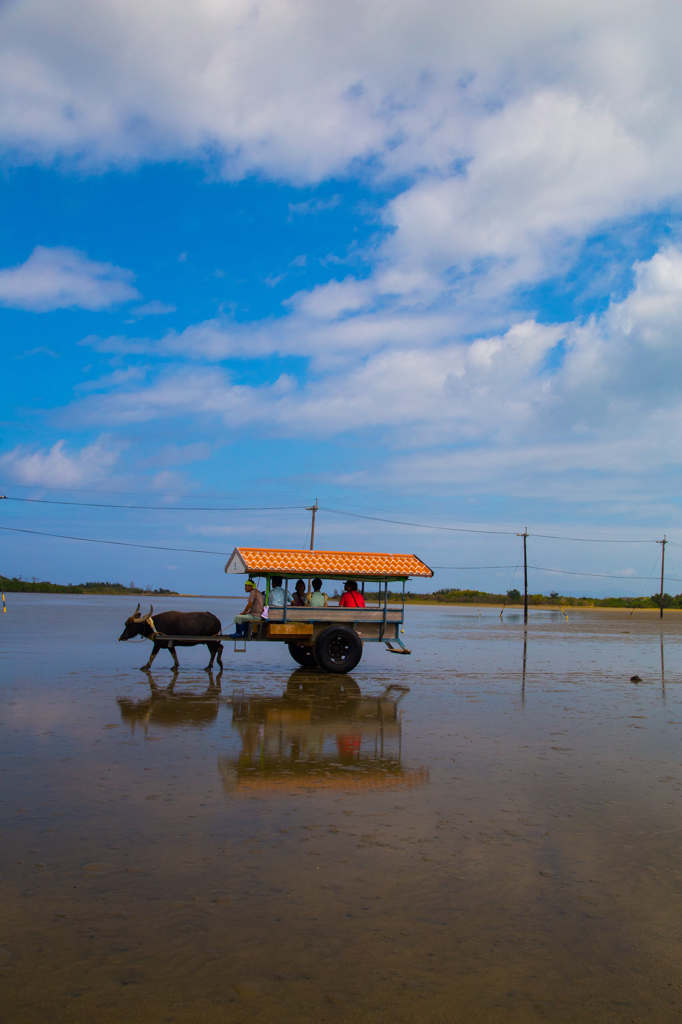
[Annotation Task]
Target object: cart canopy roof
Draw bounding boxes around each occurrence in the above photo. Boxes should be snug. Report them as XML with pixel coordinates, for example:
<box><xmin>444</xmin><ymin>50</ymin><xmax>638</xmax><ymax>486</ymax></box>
<box><xmin>224</xmin><ymin>546</ymin><xmax>433</xmax><ymax>581</ymax></box>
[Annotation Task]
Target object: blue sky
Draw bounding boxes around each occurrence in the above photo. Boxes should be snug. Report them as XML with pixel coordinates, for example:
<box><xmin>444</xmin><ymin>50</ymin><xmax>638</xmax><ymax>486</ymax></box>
<box><xmin>2</xmin><ymin>0</ymin><xmax>682</xmax><ymax>597</ymax></box>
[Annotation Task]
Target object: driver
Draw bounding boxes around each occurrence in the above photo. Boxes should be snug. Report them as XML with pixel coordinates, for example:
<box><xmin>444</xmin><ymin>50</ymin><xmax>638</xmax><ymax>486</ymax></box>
<box><xmin>228</xmin><ymin>580</ymin><xmax>265</xmax><ymax>637</ymax></box>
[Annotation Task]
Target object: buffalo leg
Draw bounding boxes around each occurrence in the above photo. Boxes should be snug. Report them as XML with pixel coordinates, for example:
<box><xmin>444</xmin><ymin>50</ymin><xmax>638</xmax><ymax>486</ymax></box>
<box><xmin>141</xmin><ymin>642</ymin><xmax>161</xmax><ymax>671</ymax></box>
<box><xmin>168</xmin><ymin>643</ymin><xmax>180</xmax><ymax>669</ymax></box>
<box><xmin>205</xmin><ymin>641</ymin><xmax>223</xmax><ymax>671</ymax></box>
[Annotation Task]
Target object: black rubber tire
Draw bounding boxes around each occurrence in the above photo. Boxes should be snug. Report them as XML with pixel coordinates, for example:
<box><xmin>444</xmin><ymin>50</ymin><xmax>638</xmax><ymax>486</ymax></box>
<box><xmin>313</xmin><ymin>626</ymin><xmax>363</xmax><ymax>674</ymax></box>
<box><xmin>287</xmin><ymin>642</ymin><xmax>317</xmax><ymax>668</ymax></box>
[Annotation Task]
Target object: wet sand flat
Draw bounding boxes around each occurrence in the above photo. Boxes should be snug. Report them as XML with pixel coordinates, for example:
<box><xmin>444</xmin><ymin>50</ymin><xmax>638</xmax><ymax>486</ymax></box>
<box><xmin>2</xmin><ymin>594</ymin><xmax>682</xmax><ymax>1022</ymax></box>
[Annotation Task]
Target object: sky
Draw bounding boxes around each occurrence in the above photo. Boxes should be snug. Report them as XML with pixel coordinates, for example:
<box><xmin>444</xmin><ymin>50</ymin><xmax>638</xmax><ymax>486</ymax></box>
<box><xmin>2</xmin><ymin>0</ymin><xmax>682</xmax><ymax>597</ymax></box>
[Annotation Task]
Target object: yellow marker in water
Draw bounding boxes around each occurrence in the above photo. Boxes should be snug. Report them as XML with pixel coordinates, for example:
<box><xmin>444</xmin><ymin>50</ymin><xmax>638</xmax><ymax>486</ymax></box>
<box><xmin>2</xmin><ymin>592</ymin><xmax>5</xmax><ymax>612</ymax></box>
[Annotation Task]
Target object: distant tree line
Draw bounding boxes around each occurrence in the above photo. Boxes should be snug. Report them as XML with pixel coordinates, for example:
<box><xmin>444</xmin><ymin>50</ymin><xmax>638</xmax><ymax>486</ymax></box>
<box><xmin>0</xmin><ymin>575</ymin><xmax>177</xmax><ymax>596</ymax></box>
<box><xmin>365</xmin><ymin>587</ymin><xmax>681</xmax><ymax>609</ymax></box>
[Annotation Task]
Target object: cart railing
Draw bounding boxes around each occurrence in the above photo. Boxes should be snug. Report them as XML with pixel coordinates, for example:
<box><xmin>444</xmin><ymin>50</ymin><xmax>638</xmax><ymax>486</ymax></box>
<box><xmin>266</xmin><ymin>607</ymin><xmax>403</xmax><ymax>623</ymax></box>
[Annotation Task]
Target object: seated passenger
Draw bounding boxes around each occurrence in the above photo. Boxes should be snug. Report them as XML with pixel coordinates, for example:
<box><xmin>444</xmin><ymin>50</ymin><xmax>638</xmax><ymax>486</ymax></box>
<box><xmin>228</xmin><ymin>580</ymin><xmax>265</xmax><ymax>637</ymax></box>
<box><xmin>291</xmin><ymin>579</ymin><xmax>307</xmax><ymax>606</ymax></box>
<box><xmin>339</xmin><ymin>580</ymin><xmax>365</xmax><ymax>608</ymax></box>
<box><xmin>308</xmin><ymin>577</ymin><xmax>328</xmax><ymax>607</ymax></box>
<box><xmin>268</xmin><ymin>575</ymin><xmax>286</xmax><ymax>607</ymax></box>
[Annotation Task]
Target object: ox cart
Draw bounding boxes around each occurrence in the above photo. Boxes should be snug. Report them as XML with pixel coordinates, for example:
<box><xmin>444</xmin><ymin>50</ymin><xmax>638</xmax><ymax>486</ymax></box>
<box><xmin>148</xmin><ymin>547</ymin><xmax>432</xmax><ymax>674</ymax></box>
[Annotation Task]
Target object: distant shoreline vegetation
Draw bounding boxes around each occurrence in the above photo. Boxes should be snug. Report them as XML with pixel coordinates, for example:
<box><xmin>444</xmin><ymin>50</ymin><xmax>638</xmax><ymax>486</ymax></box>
<box><xmin>0</xmin><ymin>575</ymin><xmax>178</xmax><ymax>596</ymax></box>
<box><xmin>0</xmin><ymin>578</ymin><xmax>677</xmax><ymax>608</ymax></box>
<box><xmin>369</xmin><ymin>588</ymin><xmax>681</xmax><ymax>609</ymax></box>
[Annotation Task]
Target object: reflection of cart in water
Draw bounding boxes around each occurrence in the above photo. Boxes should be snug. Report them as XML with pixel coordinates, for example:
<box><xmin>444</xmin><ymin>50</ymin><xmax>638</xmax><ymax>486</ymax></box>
<box><xmin>218</xmin><ymin>672</ymin><xmax>429</xmax><ymax>796</ymax></box>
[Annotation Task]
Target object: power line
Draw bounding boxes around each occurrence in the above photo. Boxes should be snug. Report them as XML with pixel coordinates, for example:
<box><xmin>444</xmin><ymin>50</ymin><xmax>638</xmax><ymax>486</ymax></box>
<box><xmin>3</xmin><ymin>496</ymin><xmax>304</xmax><ymax>511</ymax></box>
<box><xmin>433</xmin><ymin>563</ymin><xmax>681</xmax><ymax>581</ymax></box>
<box><xmin>321</xmin><ymin>506</ymin><xmax>518</xmax><ymax>536</ymax></box>
<box><xmin>527</xmin><ymin>533</ymin><xmax>654</xmax><ymax>544</ymax></box>
<box><xmin>0</xmin><ymin>490</ymin><xmax>666</xmax><ymax>543</ymax></box>
<box><xmin>0</xmin><ymin>481</ymin><xmax>306</xmax><ymax>500</ymax></box>
<box><xmin>431</xmin><ymin>565</ymin><xmax>518</xmax><ymax>569</ymax></box>
<box><xmin>1</xmin><ymin>525</ymin><xmax>677</xmax><ymax>582</ymax></box>
<box><xmin>0</xmin><ymin>525</ymin><xmax>230</xmax><ymax>555</ymax></box>
<box><xmin>320</xmin><ymin>506</ymin><xmax>656</xmax><ymax>543</ymax></box>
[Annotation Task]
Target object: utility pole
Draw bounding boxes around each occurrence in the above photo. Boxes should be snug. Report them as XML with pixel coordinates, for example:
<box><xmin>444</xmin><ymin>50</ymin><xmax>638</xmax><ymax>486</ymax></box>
<box><xmin>657</xmin><ymin>535</ymin><xmax>667</xmax><ymax>619</ymax></box>
<box><xmin>306</xmin><ymin>499</ymin><xmax>318</xmax><ymax>551</ymax></box>
<box><xmin>0</xmin><ymin>494</ymin><xmax>7</xmax><ymax>613</ymax></box>
<box><xmin>517</xmin><ymin>528</ymin><xmax>529</xmax><ymax>624</ymax></box>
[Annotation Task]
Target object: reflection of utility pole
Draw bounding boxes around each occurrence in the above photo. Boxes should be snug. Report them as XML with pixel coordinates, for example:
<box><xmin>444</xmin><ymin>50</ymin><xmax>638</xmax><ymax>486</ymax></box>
<box><xmin>0</xmin><ymin>494</ymin><xmax>6</xmax><ymax>613</ymax></box>
<box><xmin>522</xmin><ymin>632</ymin><xmax>527</xmax><ymax>701</ymax></box>
<box><xmin>657</xmin><ymin>536</ymin><xmax>667</xmax><ymax>619</ymax></box>
<box><xmin>306</xmin><ymin>499</ymin><xmax>318</xmax><ymax>551</ymax></box>
<box><xmin>661</xmin><ymin>633</ymin><xmax>666</xmax><ymax>698</ymax></box>
<box><xmin>517</xmin><ymin>529</ymin><xmax>529</xmax><ymax>624</ymax></box>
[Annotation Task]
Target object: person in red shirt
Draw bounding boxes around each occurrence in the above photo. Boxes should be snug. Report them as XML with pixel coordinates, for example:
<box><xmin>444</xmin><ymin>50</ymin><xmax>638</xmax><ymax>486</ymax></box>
<box><xmin>339</xmin><ymin>580</ymin><xmax>365</xmax><ymax>607</ymax></box>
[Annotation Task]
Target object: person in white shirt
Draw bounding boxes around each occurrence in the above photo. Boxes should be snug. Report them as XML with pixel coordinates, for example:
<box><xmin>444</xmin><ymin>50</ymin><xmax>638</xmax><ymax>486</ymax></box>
<box><xmin>268</xmin><ymin>575</ymin><xmax>286</xmax><ymax>607</ymax></box>
<box><xmin>308</xmin><ymin>577</ymin><xmax>328</xmax><ymax>607</ymax></box>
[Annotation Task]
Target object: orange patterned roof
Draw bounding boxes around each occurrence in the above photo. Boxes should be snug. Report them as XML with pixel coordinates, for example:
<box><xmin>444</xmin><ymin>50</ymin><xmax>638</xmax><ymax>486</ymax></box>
<box><xmin>224</xmin><ymin>547</ymin><xmax>433</xmax><ymax>579</ymax></box>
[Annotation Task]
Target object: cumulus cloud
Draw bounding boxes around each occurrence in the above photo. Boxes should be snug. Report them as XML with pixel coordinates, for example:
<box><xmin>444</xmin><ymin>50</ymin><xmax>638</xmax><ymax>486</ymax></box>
<box><xmin>70</xmin><ymin>319</ymin><xmax>563</xmax><ymax>440</ymax></box>
<box><xmin>63</xmin><ymin>245</ymin><xmax>682</xmax><ymax>507</ymax></box>
<box><xmin>0</xmin><ymin>436</ymin><xmax>123</xmax><ymax>487</ymax></box>
<box><xmin>3</xmin><ymin>1</ymin><xmax>682</xmax><ymax>310</ymax></box>
<box><xmin>0</xmin><ymin>0</ymin><xmax>678</xmax><ymax>183</ymax></box>
<box><xmin>0</xmin><ymin>246</ymin><xmax>139</xmax><ymax>312</ymax></box>
<box><xmin>7</xmin><ymin>1</ymin><xmax>682</xmax><ymax>510</ymax></box>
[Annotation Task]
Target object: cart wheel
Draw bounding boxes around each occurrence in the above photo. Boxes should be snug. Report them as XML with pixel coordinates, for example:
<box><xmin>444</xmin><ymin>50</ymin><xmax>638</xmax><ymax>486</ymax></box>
<box><xmin>313</xmin><ymin>626</ymin><xmax>363</xmax><ymax>674</ymax></box>
<box><xmin>287</xmin><ymin>642</ymin><xmax>317</xmax><ymax>667</ymax></box>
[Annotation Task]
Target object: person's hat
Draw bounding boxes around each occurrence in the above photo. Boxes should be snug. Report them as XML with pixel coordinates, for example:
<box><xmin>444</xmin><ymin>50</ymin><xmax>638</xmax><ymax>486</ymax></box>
<box><xmin>245</xmin><ymin>579</ymin><xmax>256</xmax><ymax>589</ymax></box>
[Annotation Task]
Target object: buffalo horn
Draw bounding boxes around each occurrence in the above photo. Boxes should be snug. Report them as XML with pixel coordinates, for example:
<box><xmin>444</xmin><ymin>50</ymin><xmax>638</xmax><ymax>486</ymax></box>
<box><xmin>132</xmin><ymin>602</ymin><xmax>141</xmax><ymax>619</ymax></box>
<box><xmin>144</xmin><ymin>604</ymin><xmax>154</xmax><ymax>621</ymax></box>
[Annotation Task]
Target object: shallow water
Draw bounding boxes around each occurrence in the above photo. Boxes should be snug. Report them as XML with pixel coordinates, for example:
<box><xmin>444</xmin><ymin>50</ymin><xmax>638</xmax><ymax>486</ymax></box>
<box><xmin>2</xmin><ymin>594</ymin><xmax>682</xmax><ymax>1022</ymax></box>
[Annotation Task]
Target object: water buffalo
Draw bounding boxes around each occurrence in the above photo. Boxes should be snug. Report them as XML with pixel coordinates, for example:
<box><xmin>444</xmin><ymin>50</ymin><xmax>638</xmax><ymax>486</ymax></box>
<box><xmin>119</xmin><ymin>604</ymin><xmax>223</xmax><ymax>671</ymax></box>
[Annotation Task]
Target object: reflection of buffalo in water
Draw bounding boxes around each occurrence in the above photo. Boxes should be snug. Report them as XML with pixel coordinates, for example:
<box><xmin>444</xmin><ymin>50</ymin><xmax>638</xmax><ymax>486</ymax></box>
<box><xmin>118</xmin><ymin>604</ymin><xmax>223</xmax><ymax>671</ymax></box>
<box><xmin>116</xmin><ymin>671</ymin><xmax>222</xmax><ymax>731</ymax></box>
<box><xmin>220</xmin><ymin>671</ymin><xmax>427</xmax><ymax>794</ymax></box>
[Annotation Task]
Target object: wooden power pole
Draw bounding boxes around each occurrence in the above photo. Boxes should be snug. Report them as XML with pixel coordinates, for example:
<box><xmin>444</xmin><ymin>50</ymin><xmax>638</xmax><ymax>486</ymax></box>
<box><xmin>306</xmin><ymin>499</ymin><xmax>318</xmax><ymax>551</ymax></box>
<box><xmin>657</xmin><ymin>535</ymin><xmax>667</xmax><ymax>619</ymax></box>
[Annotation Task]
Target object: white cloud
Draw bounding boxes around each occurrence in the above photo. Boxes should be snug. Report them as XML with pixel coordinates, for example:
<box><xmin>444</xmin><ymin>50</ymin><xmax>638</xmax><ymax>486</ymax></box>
<box><xmin>16</xmin><ymin>345</ymin><xmax>60</xmax><ymax>359</ymax></box>
<box><xmin>380</xmin><ymin>90</ymin><xmax>654</xmax><ymax>291</ymax></box>
<box><xmin>129</xmin><ymin>300</ymin><xmax>176</xmax><ymax>317</ymax></box>
<box><xmin>0</xmin><ymin>0</ymin><xmax>681</xmax><ymax>204</ymax></box>
<box><xmin>288</xmin><ymin>195</ymin><xmax>341</xmax><ymax>217</ymax></box>
<box><xmin>0</xmin><ymin>437</ymin><xmax>123</xmax><ymax>487</ymax></box>
<box><xmin>0</xmin><ymin>0</ymin><xmax>675</xmax><ymax>184</ymax></box>
<box><xmin>75</xmin><ymin>366</ymin><xmax>148</xmax><ymax>393</ymax></box>
<box><xmin>8</xmin><ymin>1</ymin><xmax>682</xmax><ymax>512</ymax></box>
<box><xmin>70</xmin><ymin>317</ymin><xmax>563</xmax><ymax>435</ymax></box>
<box><xmin>4</xmin><ymin>1</ymin><xmax>682</xmax><ymax>333</ymax></box>
<box><xmin>63</xmin><ymin>245</ymin><xmax>682</xmax><ymax>508</ymax></box>
<box><xmin>0</xmin><ymin>246</ymin><xmax>139</xmax><ymax>312</ymax></box>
